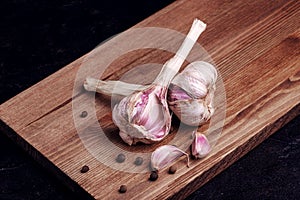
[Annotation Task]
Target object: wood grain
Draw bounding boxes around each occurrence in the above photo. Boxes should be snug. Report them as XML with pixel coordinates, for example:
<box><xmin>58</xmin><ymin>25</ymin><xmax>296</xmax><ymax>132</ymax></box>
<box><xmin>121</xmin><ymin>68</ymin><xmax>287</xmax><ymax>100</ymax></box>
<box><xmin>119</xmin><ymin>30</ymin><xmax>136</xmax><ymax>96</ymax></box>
<box><xmin>0</xmin><ymin>0</ymin><xmax>300</xmax><ymax>199</ymax></box>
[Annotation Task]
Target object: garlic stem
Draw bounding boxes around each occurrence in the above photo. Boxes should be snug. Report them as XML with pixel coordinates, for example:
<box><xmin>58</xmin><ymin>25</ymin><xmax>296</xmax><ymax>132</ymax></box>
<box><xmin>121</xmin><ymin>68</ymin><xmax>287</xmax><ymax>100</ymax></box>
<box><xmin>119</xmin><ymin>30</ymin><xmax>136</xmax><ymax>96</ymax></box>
<box><xmin>84</xmin><ymin>77</ymin><xmax>147</xmax><ymax>96</ymax></box>
<box><xmin>154</xmin><ymin>19</ymin><xmax>207</xmax><ymax>87</ymax></box>
<box><xmin>84</xmin><ymin>19</ymin><xmax>206</xmax><ymax>96</ymax></box>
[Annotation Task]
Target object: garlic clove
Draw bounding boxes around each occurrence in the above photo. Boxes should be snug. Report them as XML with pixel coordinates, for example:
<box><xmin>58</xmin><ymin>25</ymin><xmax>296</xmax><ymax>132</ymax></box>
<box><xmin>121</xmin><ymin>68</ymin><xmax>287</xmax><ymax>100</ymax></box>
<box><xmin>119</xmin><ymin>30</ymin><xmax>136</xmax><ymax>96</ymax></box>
<box><xmin>151</xmin><ymin>145</ymin><xmax>189</xmax><ymax>171</ymax></box>
<box><xmin>191</xmin><ymin>132</ymin><xmax>211</xmax><ymax>158</ymax></box>
<box><xmin>167</xmin><ymin>85</ymin><xmax>192</xmax><ymax>102</ymax></box>
<box><xmin>168</xmin><ymin>98</ymin><xmax>211</xmax><ymax>126</ymax></box>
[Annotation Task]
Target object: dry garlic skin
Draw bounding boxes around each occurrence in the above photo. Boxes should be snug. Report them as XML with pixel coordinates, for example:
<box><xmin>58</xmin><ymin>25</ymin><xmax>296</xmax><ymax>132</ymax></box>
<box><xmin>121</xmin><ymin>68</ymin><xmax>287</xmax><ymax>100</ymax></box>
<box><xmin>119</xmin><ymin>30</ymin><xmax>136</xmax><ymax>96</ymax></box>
<box><xmin>169</xmin><ymin>98</ymin><xmax>211</xmax><ymax>126</ymax></box>
<box><xmin>168</xmin><ymin>61</ymin><xmax>217</xmax><ymax>126</ymax></box>
<box><xmin>112</xmin><ymin>85</ymin><xmax>171</xmax><ymax>145</ymax></box>
<box><xmin>171</xmin><ymin>61</ymin><xmax>217</xmax><ymax>98</ymax></box>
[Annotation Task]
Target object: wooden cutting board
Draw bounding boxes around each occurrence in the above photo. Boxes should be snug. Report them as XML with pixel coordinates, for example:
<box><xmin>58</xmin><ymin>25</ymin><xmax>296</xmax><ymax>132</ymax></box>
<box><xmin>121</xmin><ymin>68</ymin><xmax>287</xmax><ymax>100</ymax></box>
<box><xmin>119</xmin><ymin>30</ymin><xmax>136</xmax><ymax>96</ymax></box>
<box><xmin>0</xmin><ymin>0</ymin><xmax>299</xmax><ymax>199</ymax></box>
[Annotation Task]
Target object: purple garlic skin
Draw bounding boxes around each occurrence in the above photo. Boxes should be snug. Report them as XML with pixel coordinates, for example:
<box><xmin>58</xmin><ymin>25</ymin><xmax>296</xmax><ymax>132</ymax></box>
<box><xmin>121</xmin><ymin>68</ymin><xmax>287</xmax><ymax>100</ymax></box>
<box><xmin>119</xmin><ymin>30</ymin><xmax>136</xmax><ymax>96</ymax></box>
<box><xmin>191</xmin><ymin>132</ymin><xmax>211</xmax><ymax>158</ymax></box>
<box><xmin>168</xmin><ymin>61</ymin><xmax>217</xmax><ymax>126</ymax></box>
<box><xmin>112</xmin><ymin>85</ymin><xmax>171</xmax><ymax>145</ymax></box>
<box><xmin>151</xmin><ymin>145</ymin><xmax>189</xmax><ymax>171</ymax></box>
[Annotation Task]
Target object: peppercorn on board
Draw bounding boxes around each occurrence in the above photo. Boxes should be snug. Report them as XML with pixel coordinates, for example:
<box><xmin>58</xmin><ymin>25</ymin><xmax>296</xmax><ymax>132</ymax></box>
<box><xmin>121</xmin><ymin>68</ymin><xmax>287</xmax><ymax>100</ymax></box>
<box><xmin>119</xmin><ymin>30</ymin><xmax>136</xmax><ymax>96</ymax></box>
<box><xmin>0</xmin><ymin>0</ymin><xmax>299</xmax><ymax>199</ymax></box>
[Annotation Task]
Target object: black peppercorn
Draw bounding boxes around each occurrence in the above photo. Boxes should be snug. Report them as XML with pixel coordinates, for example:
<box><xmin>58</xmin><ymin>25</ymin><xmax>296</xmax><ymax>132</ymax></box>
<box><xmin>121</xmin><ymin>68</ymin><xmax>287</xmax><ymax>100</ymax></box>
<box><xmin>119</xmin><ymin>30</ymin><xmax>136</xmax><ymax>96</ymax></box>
<box><xmin>134</xmin><ymin>157</ymin><xmax>143</xmax><ymax>166</ymax></box>
<box><xmin>119</xmin><ymin>185</ymin><xmax>127</xmax><ymax>193</ymax></box>
<box><xmin>168</xmin><ymin>165</ymin><xmax>177</xmax><ymax>174</ymax></box>
<box><xmin>80</xmin><ymin>165</ymin><xmax>89</xmax><ymax>173</ymax></box>
<box><xmin>116</xmin><ymin>153</ymin><xmax>126</xmax><ymax>163</ymax></box>
<box><xmin>80</xmin><ymin>111</ymin><xmax>88</xmax><ymax>118</ymax></box>
<box><xmin>149</xmin><ymin>171</ymin><xmax>158</xmax><ymax>181</ymax></box>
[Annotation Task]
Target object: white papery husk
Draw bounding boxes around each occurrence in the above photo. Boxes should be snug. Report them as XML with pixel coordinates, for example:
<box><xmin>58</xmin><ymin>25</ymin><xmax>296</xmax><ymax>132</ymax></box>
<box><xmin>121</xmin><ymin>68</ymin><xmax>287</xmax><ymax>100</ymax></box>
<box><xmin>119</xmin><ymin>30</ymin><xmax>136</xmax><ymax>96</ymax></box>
<box><xmin>168</xmin><ymin>61</ymin><xmax>217</xmax><ymax>126</ymax></box>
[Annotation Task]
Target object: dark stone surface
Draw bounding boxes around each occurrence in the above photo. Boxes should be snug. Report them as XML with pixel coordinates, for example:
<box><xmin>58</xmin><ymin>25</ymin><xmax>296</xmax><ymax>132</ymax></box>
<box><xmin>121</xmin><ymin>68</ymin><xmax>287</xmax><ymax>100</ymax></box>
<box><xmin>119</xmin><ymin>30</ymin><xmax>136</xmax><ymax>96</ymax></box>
<box><xmin>0</xmin><ymin>1</ymin><xmax>299</xmax><ymax>199</ymax></box>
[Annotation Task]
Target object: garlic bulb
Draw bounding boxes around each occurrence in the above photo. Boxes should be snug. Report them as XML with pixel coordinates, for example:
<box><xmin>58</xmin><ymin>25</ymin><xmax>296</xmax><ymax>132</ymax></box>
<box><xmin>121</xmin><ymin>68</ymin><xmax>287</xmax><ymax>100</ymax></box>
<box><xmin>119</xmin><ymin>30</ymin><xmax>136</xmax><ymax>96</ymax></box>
<box><xmin>168</xmin><ymin>61</ymin><xmax>217</xmax><ymax>126</ymax></box>
<box><xmin>112</xmin><ymin>19</ymin><xmax>207</xmax><ymax>145</ymax></box>
<box><xmin>191</xmin><ymin>131</ymin><xmax>211</xmax><ymax>158</ymax></box>
<box><xmin>151</xmin><ymin>145</ymin><xmax>189</xmax><ymax>171</ymax></box>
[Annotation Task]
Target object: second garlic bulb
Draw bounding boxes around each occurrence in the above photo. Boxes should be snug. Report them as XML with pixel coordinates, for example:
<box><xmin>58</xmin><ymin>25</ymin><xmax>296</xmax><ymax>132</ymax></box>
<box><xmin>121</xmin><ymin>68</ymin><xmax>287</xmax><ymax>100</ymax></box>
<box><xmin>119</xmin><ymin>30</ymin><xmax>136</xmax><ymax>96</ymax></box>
<box><xmin>167</xmin><ymin>61</ymin><xmax>217</xmax><ymax>126</ymax></box>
